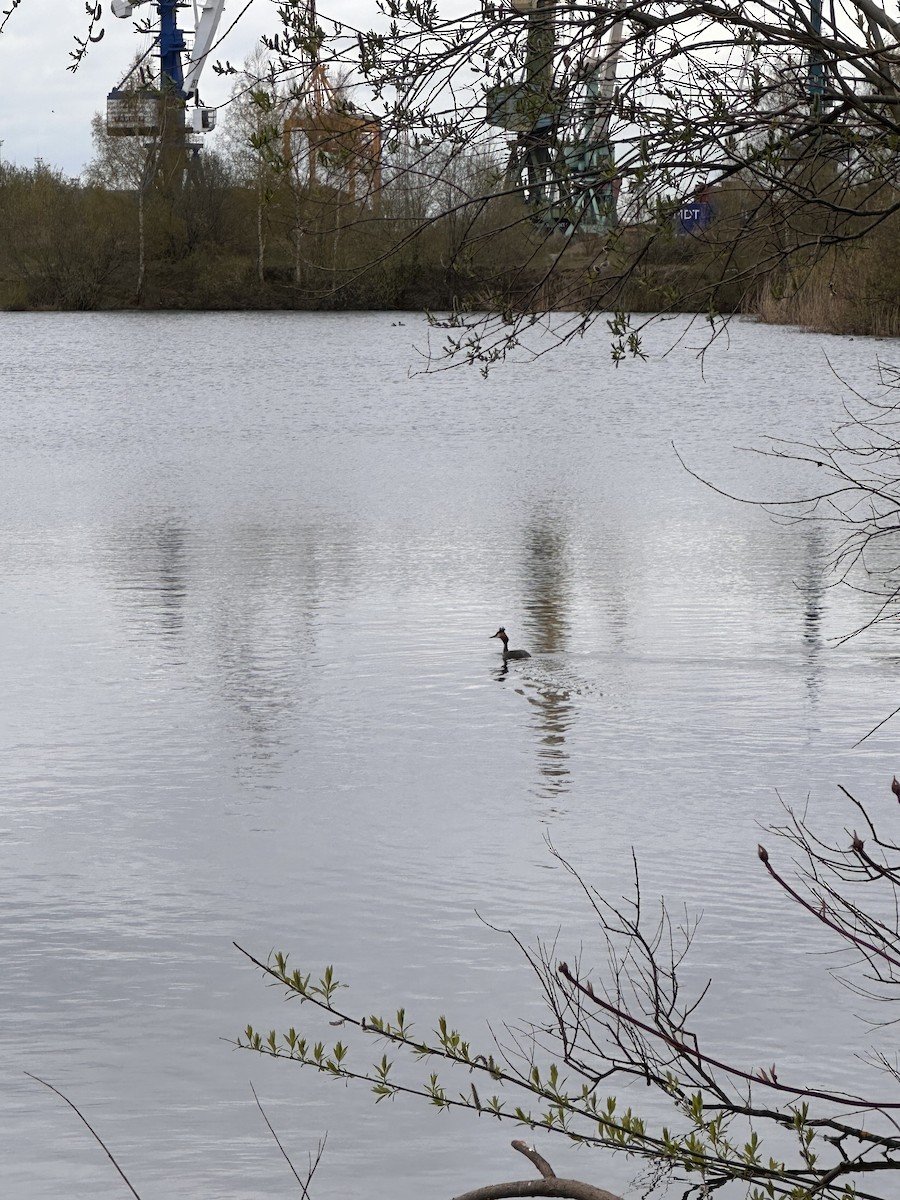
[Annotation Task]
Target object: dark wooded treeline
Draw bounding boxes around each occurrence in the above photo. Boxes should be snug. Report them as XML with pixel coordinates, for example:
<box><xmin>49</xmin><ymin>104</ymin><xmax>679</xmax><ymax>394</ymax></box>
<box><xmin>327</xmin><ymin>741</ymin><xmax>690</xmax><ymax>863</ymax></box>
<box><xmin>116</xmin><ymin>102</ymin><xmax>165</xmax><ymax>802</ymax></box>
<box><xmin>3</xmin><ymin>154</ymin><xmax>900</xmax><ymax>336</ymax></box>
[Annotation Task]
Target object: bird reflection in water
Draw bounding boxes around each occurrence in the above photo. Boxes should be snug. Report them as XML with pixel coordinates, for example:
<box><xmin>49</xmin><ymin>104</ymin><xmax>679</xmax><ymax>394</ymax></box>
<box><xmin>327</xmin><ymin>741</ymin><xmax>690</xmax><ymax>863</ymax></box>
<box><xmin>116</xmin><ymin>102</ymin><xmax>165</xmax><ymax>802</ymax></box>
<box><xmin>488</xmin><ymin>518</ymin><xmax>578</xmax><ymax>806</ymax></box>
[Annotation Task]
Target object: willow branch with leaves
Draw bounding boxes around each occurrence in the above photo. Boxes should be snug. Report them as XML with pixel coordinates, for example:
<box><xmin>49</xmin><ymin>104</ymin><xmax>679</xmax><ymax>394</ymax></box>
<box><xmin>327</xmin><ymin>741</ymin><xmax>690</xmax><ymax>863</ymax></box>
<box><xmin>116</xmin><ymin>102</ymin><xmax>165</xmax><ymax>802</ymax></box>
<box><xmin>236</xmin><ymin>791</ymin><xmax>900</xmax><ymax>1200</ymax></box>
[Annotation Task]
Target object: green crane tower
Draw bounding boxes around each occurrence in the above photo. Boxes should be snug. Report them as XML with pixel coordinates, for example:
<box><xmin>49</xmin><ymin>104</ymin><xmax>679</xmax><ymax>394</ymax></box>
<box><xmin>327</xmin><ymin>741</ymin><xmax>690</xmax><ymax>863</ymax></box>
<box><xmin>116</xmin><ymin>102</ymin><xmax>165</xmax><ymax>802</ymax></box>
<box><xmin>486</xmin><ymin>0</ymin><xmax>624</xmax><ymax>234</ymax></box>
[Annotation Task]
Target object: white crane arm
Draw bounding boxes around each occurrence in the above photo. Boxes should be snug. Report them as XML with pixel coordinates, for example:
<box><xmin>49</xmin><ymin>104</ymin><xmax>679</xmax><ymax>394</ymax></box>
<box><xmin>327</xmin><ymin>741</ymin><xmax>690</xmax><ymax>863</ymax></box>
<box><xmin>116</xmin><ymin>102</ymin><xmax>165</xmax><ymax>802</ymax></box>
<box><xmin>585</xmin><ymin>12</ymin><xmax>625</xmax><ymax>145</ymax></box>
<box><xmin>183</xmin><ymin>0</ymin><xmax>227</xmax><ymax>100</ymax></box>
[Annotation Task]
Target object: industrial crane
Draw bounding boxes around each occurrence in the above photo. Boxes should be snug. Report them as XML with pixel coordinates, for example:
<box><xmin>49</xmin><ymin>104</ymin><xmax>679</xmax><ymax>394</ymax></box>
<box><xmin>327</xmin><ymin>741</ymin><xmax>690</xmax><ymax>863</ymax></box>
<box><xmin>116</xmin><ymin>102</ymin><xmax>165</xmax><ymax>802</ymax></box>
<box><xmin>565</xmin><ymin>9</ymin><xmax>625</xmax><ymax>233</ymax></box>
<box><xmin>105</xmin><ymin>0</ymin><xmax>226</xmax><ymax>144</ymax></box>
<box><xmin>278</xmin><ymin>0</ymin><xmax>382</xmax><ymax>205</ymax></box>
<box><xmin>486</xmin><ymin>0</ymin><xmax>624</xmax><ymax>234</ymax></box>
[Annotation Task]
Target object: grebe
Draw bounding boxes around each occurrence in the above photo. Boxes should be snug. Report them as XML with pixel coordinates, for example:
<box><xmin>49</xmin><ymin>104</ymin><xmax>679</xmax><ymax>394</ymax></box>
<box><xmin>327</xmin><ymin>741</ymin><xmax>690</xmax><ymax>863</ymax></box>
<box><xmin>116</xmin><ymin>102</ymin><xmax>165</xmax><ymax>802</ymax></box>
<box><xmin>490</xmin><ymin>627</ymin><xmax>531</xmax><ymax>660</ymax></box>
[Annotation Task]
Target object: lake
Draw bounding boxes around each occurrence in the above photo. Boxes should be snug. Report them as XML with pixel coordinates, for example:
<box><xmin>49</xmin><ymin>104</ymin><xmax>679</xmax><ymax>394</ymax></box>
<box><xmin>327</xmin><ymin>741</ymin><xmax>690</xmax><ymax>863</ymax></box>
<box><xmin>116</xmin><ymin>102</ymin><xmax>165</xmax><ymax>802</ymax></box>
<box><xmin>1</xmin><ymin>310</ymin><xmax>898</xmax><ymax>1199</ymax></box>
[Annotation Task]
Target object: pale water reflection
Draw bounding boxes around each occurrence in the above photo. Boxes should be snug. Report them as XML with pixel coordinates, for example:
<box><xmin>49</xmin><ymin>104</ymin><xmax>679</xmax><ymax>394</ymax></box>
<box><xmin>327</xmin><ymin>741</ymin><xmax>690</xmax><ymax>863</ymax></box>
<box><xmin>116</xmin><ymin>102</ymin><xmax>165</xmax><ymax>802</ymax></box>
<box><xmin>1</xmin><ymin>311</ymin><xmax>899</xmax><ymax>1199</ymax></box>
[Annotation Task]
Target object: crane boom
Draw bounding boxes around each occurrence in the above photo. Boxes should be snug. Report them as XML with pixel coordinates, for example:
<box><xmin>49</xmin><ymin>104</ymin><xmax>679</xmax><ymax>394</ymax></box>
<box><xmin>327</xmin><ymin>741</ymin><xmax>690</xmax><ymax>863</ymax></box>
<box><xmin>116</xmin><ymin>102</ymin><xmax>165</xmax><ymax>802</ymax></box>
<box><xmin>183</xmin><ymin>0</ymin><xmax>227</xmax><ymax>101</ymax></box>
<box><xmin>485</xmin><ymin>1</ymin><xmax>624</xmax><ymax>233</ymax></box>
<box><xmin>584</xmin><ymin>11</ymin><xmax>626</xmax><ymax>147</ymax></box>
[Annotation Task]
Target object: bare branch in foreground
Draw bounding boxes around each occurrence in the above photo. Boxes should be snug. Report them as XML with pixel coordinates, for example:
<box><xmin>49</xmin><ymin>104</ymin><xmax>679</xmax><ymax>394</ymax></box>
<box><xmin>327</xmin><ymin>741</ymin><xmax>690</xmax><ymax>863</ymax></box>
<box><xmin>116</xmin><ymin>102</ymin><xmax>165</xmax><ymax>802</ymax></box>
<box><xmin>250</xmin><ymin>1081</ymin><xmax>327</xmax><ymax>1199</ymax></box>
<box><xmin>25</xmin><ymin>1072</ymin><xmax>142</xmax><ymax>1200</ymax></box>
<box><xmin>511</xmin><ymin>1138</ymin><xmax>557</xmax><ymax>1178</ymax></box>
<box><xmin>450</xmin><ymin>1141</ymin><xmax>622</xmax><ymax>1200</ymax></box>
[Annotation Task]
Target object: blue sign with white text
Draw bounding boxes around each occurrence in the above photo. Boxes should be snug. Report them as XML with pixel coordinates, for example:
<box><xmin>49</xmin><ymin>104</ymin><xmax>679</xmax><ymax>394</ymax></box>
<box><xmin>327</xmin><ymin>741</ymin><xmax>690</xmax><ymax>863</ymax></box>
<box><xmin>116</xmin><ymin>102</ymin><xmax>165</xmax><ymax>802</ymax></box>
<box><xmin>677</xmin><ymin>202</ymin><xmax>713</xmax><ymax>235</ymax></box>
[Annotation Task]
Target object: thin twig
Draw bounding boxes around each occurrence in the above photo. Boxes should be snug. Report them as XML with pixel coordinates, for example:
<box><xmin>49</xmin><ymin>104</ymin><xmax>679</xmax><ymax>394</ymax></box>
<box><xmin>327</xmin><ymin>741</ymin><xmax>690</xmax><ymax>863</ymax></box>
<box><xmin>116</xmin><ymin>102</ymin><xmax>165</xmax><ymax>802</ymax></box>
<box><xmin>25</xmin><ymin>1073</ymin><xmax>142</xmax><ymax>1200</ymax></box>
<box><xmin>250</xmin><ymin>1082</ymin><xmax>327</xmax><ymax>1199</ymax></box>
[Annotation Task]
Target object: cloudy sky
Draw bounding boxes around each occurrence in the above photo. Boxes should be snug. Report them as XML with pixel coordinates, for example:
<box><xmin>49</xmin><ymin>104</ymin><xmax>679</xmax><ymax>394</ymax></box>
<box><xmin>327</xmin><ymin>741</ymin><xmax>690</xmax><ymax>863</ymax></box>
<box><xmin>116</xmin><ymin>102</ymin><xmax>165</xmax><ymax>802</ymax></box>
<box><xmin>0</xmin><ymin>0</ymin><xmax>274</xmax><ymax>175</ymax></box>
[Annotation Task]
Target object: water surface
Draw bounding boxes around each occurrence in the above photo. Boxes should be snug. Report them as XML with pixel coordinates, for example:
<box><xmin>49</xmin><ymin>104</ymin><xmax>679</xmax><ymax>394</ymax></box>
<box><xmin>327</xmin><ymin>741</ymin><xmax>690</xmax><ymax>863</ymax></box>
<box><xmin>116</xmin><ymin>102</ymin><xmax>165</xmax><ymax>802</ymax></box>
<box><xmin>1</xmin><ymin>312</ymin><xmax>897</xmax><ymax>1199</ymax></box>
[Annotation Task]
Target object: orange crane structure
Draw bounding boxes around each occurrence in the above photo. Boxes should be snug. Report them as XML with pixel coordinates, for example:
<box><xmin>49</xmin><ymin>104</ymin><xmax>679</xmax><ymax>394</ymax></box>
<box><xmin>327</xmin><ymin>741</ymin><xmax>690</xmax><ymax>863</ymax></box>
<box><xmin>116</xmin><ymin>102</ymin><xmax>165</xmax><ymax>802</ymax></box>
<box><xmin>282</xmin><ymin>61</ymin><xmax>382</xmax><ymax>205</ymax></box>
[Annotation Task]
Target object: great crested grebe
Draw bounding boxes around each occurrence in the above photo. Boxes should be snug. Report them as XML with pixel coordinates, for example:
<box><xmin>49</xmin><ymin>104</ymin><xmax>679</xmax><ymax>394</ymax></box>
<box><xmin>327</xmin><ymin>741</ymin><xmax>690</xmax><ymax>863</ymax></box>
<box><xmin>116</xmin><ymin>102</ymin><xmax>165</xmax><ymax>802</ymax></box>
<box><xmin>490</xmin><ymin>627</ymin><xmax>531</xmax><ymax>660</ymax></box>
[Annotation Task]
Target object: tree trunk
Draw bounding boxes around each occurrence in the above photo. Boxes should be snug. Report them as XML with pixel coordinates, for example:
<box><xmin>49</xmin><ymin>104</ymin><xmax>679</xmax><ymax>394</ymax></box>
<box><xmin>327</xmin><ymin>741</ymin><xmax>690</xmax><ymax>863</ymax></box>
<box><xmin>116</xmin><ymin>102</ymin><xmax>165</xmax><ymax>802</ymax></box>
<box><xmin>256</xmin><ymin>175</ymin><xmax>266</xmax><ymax>285</ymax></box>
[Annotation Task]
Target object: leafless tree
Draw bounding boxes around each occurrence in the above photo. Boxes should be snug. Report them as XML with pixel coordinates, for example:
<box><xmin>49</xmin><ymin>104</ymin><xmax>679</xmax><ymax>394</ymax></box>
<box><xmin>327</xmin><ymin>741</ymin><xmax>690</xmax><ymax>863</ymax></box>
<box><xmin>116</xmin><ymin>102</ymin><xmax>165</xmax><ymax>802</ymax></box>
<box><xmin>676</xmin><ymin>359</ymin><xmax>900</xmax><ymax>677</ymax></box>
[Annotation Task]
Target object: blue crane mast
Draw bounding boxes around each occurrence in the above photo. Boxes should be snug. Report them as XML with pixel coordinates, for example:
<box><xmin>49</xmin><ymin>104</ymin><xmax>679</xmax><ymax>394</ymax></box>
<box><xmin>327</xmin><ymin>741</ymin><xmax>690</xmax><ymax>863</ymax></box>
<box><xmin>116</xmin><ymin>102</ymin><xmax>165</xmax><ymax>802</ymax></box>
<box><xmin>106</xmin><ymin>0</ymin><xmax>226</xmax><ymax>147</ymax></box>
<box><xmin>157</xmin><ymin>0</ymin><xmax>186</xmax><ymax>97</ymax></box>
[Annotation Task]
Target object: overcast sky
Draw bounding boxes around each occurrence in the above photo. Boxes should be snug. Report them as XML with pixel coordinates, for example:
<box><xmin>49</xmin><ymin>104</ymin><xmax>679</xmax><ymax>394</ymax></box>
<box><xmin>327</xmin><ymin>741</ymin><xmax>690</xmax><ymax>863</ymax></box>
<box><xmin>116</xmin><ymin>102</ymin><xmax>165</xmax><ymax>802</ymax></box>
<box><xmin>0</xmin><ymin>0</ymin><xmax>276</xmax><ymax>176</ymax></box>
